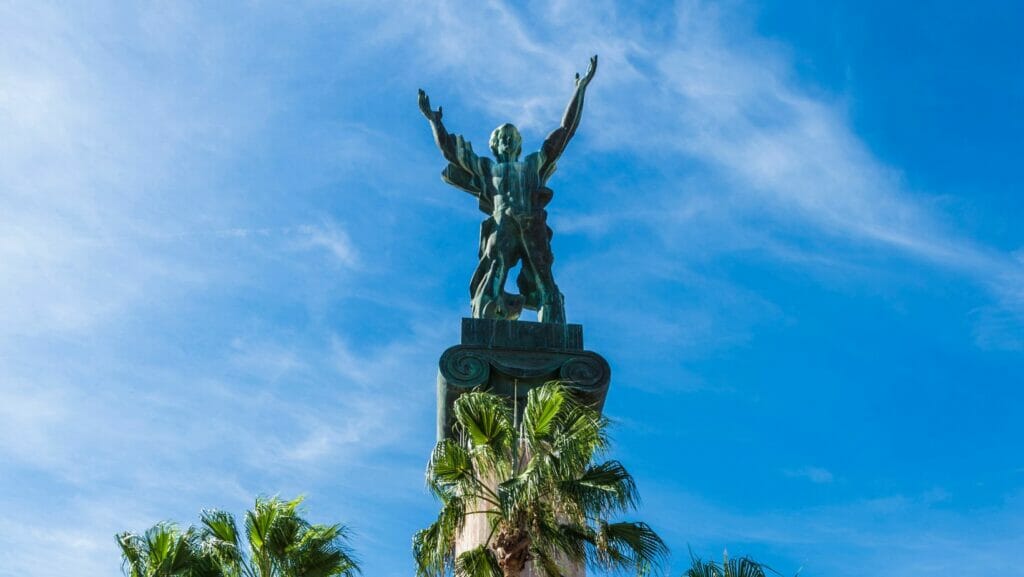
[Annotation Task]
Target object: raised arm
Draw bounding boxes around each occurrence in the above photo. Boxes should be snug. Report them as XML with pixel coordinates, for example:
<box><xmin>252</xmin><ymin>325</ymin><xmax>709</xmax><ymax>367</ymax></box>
<box><xmin>419</xmin><ymin>89</ymin><xmax>482</xmax><ymax>169</ymax></box>
<box><xmin>539</xmin><ymin>55</ymin><xmax>597</xmax><ymax>179</ymax></box>
<box><xmin>419</xmin><ymin>88</ymin><xmax>491</xmax><ymax>199</ymax></box>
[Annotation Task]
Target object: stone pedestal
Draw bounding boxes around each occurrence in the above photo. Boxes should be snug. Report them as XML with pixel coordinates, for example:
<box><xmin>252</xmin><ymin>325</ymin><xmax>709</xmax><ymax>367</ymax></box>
<box><xmin>437</xmin><ymin>318</ymin><xmax>611</xmax><ymax>577</ymax></box>
<box><xmin>437</xmin><ymin>318</ymin><xmax>611</xmax><ymax>440</ymax></box>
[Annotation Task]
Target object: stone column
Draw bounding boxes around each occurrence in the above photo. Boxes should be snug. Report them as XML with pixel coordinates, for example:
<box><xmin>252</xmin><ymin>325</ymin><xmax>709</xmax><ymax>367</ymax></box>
<box><xmin>437</xmin><ymin>318</ymin><xmax>611</xmax><ymax>577</ymax></box>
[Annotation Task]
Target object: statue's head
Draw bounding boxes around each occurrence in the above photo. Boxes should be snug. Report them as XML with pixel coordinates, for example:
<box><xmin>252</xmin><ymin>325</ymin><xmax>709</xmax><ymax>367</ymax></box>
<box><xmin>489</xmin><ymin>123</ymin><xmax>522</xmax><ymax>161</ymax></box>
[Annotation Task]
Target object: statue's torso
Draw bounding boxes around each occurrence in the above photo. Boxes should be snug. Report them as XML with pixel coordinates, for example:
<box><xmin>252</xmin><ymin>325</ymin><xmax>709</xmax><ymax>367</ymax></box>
<box><xmin>491</xmin><ymin>157</ymin><xmax>541</xmax><ymax>219</ymax></box>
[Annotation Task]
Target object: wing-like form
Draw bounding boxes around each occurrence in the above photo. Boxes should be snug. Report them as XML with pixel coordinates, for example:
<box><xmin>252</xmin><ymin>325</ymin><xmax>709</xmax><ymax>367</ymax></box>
<box><xmin>440</xmin><ymin>135</ymin><xmax>494</xmax><ymax>215</ymax></box>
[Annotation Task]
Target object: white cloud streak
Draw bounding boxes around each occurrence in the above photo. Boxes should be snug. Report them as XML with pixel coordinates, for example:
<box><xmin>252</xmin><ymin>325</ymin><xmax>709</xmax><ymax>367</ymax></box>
<box><xmin>299</xmin><ymin>221</ymin><xmax>360</xmax><ymax>268</ymax></box>
<box><xmin>784</xmin><ymin>466</ymin><xmax>835</xmax><ymax>484</ymax></box>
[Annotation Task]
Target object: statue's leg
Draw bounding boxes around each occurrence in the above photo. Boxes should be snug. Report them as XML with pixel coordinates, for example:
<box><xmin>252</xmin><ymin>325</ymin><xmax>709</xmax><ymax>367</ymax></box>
<box><xmin>470</xmin><ymin>258</ymin><xmax>497</xmax><ymax>318</ymax></box>
<box><xmin>477</xmin><ymin>221</ymin><xmax>521</xmax><ymax>320</ymax></box>
<box><xmin>520</xmin><ymin>218</ymin><xmax>565</xmax><ymax>323</ymax></box>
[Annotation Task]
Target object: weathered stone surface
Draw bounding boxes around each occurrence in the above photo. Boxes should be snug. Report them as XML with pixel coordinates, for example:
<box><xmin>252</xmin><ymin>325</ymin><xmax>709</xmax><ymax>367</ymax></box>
<box><xmin>460</xmin><ymin>317</ymin><xmax>583</xmax><ymax>350</ymax></box>
<box><xmin>437</xmin><ymin>318</ymin><xmax>610</xmax><ymax>440</ymax></box>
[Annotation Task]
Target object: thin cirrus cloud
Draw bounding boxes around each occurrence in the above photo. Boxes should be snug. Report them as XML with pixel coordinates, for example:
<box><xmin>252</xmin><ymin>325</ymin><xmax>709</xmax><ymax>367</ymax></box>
<box><xmin>784</xmin><ymin>466</ymin><xmax>835</xmax><ymax>484</ymax></box>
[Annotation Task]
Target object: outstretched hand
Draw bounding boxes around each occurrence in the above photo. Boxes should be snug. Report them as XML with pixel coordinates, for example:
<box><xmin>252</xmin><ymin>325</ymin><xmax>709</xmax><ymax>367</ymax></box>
<box><xmin>575</xmin><ymin>54</ymin><xmax>598</xmax><ymax>88</ymax></box>
<box><xmin>418</xmin><ymin>89</ymin><xmax>442</xmax><ymax>122</ymax></box>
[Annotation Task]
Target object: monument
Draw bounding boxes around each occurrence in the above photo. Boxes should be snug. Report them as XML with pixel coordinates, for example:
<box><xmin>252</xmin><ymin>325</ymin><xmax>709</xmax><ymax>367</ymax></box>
<box><xmin>419</xmin><ymin>55</ymin><xmax>610</xmax><ymax>441</ymax></box>
<box><xmin>421</xmin><ymin>56</ymin><xmax>611</xmax><ymax>577</ymax></box>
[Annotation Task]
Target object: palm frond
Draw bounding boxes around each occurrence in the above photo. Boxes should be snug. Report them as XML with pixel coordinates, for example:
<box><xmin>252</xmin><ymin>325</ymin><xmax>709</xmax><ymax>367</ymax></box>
<box><xmin>531</xmin><ymin>548</ymin><xmax>568</xmax><ymax>577</ymax></box>
<box><xmin>239</xmin><ymin>495</ymin><xmax>360</xmax><ymax>577</ymax></box>
<box><xmin>530</xmin><ymin>517</ymin><xmax>587</xmax><ymax>569</ymax></box>
<box><xmin>199</xmin><ymin>510</ymin><xmax>244</xmax><ymax>576</ymax></box>
<box><xmin>496</xmin><ymin>470</ymin><xmax>541</xmax><ymax>521</ymax></box>
<box><xmin>686</xmin><ymin>550</ymin><xmax>776</xmax><ymax>577</ymax></box>
<box><xmin>723</xmin><ymin>555</ymin><xmax>769</xmax><ymax>577</ymax></box>
<box><xmin>117</xmin><ymin>522</ymin><xmax>220</xmax><ymax>577</ymax></box>
<box><xmin>428</xmin><ymin>439</ymin><xmax>481</xmax><ymax>496</ymax></box>
<box><xmin>283</xmin><ymin>523</ymin><xmax>360</xmax><ymax>577</ymax></box>
<box><xmin>557</xmin><ymin>460</ymin><xmax>638</xmax><ymax>516</ymax></box>
<box><xmin>116</xmin><ymin>531</ymin><xmax>147</xmax><ymax>577</ymax></box>
<box><xmin>245</xmin><ymin>498</ymin><xmax>276</xmax><ymax>553</ymax></box>
<box><xmin>412</xmin><ymin>495</ymin><xmax>467</xmax><ymax>577</ymax></box>
<box><xmin>245</xmin><ymin>495</ymin><xmax>304</xmax><ymax>577</ymax></box>
<box><xmin>591</xmin><ymin>521</ymin><xmax>667</xmax><ymax>577</ymax></box>
<box><xmin>523</xmin><ymin>383</ymin><xmax>566</xmax><ymax>444</ymax></box>
<box><xmin>454</xmin><ymin>545</ymin><xmax>502</xmax><ymax>577</ymax></box>
<box><xmin>684</xmin><ymin>554</ymin><xmax>721</xmax><ymax>577</ymax></box>
<box><xmin>452</xmin><ymin>391</ymin><xmax>514</xmax><ymax>455</ymax></box>
<box><xmin>550</xmin><ymin>405</ymin><xmax>608</xmax><ymax>471</ymax></box>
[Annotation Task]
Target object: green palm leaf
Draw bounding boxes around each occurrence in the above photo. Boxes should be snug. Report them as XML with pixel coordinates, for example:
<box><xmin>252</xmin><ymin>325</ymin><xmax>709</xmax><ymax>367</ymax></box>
<box><xmin>523</xmin><ymin>384</ymin><xmax>566</xmax><ymax>443</ymax></box>
<box><xmin>413</xmin><ymin>494</ymin><xmax>467</xmax><ymax>577</ymax></box>
<box><xmin>558</xmin><ymin>460</ymin><xmax>639</xmax><ymax>516</ymax></box>
<box><xmin>593</xmin><ymin>521</ymin><xmax>667</xmax><ymax>576</ymax></box>
<box><xmin>685</xmin><ymin>550</ymin><xmax>781</xmax><ymax>577</ymax></box>
<box><xmin>684</xmin><ymin>555</ymin><xmax>721</xmax><ymax>577</ymax></box>
<box><xmin>428</xmin><ymin>439</ymin><xmax>477</xmax><ymax>494</ymax></box>
<box><xmin>199</xmin><ymin>510</ymin><xmax>243</xmax><ymax>577</ymax></box>
<box><xmin>116</xmin><ymin>523</ymin><xmax>218</xmax><ymax>577</ymax></box>
<box><xmin>454</xmin><ymin>545</ymin><xmax>502</xmax><ymax>577</ymax></box>
<box><xmin>452</xmin><ymin>391</ymin><xmax>514</xmax><ymax>454</ymax></box>
<box><xmin>120</xmin><ymin>496</ymin><xmax>359</xmax><ymax>577</ymax></box>
<box><xmin>415</xmin><ymin>382</ymin><xmax>667</xmax><ymax>577</ymax></box>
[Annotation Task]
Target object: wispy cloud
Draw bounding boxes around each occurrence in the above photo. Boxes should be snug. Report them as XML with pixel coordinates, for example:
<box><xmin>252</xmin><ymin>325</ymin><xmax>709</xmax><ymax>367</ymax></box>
<box><xmin>299</xmin><ymin>221</ymin><xmax>360</xmax><ymax>268</ymax></box>
<box><xmin>0</xmin><ymin>2</ymin><xmax>277</xmax><ymax>339</ymax></box>
<box><xmin>784</xmin><ymin>466</ymin><xmax>835</xmax><ymax>484</ymax></box>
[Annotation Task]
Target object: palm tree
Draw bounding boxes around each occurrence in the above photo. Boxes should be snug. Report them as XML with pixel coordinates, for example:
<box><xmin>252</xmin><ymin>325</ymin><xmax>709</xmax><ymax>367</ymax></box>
<box><xmin>683</xmin><ymin>550</ymin><xmax>779</xmax><ymax>577</ymax></box>
<box><xmin>199</xmin><ymin>495</ymin><xmax>360</xmax><ymax>577</ymax></box>
<box><xmin>116</xmin><ymin>522</ymin><xmax>221</xmax><ymax>577</ymax></box>
<box><xmin>413</xmin><ymin>383</ymin><xmax>668</xmax><ymax>577</ymax></box>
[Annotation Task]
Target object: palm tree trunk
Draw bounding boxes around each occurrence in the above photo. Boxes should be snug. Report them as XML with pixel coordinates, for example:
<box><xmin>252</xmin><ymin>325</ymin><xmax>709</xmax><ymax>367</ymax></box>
<box><xmin>457</xmin><ymin>512</ymin><xmax>584</xmax><ymax>577</ymax></box>
<box><xmin>493</xmin><ymin>527</ymin><xmax>531</xmax><ymax>577</ymax></box>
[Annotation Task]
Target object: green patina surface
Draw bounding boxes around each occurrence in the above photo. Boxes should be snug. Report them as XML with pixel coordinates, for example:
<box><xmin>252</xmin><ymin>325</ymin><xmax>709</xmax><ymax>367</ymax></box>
<box><xmin>436</xmin><ymin>318</ymin><xmax>610</xmax><ymax>440</ymax></box>
<box><xmin>419</xmin><ymin>56</ymin><xmax>597</xmax><ymax>325</ymax></box>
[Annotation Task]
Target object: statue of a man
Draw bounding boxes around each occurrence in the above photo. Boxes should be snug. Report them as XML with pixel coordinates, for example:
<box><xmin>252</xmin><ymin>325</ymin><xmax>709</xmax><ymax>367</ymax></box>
<box><xmin>419</xmin><ymin>55</ymin><xmax>597</xmax><ymax>324</ymax></box>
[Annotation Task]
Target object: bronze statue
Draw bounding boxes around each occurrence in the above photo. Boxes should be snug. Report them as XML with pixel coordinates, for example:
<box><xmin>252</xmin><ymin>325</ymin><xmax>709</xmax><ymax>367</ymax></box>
<box><xmin>419</xmin><ymin>55</ymin><xmax>597</xmax><ymax>324</ymax></box>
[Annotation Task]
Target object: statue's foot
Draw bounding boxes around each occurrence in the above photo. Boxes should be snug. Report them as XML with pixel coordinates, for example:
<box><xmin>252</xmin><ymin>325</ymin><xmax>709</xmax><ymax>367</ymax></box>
<box><xmin>537</xmin><ymin>294</ymin><xmax>566</xmax><ymax>324</ymax></box>
<box><xmin>498</xmin><ymin>293</ymin><xmax>524</xmax><ymax>320</ymax></box>
<box><xmin>478</xmin><ymin>293</ymin><xmax>524</xmax><ymax>321</ymax></box>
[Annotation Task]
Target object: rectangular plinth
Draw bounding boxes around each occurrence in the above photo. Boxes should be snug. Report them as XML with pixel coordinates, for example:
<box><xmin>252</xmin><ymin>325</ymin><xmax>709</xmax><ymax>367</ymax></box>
<box><xmin>461</xmin><ymin>318</ymin><xmax>583</xmax><ymax>351</ymax></box>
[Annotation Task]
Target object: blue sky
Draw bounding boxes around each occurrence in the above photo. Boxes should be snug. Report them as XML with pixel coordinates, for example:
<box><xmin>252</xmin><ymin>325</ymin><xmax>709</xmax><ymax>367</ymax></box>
<box><xmin>1</xmin><ymin>1</ymin><xmax>1023</xmax><ymax>576</ymax></box>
